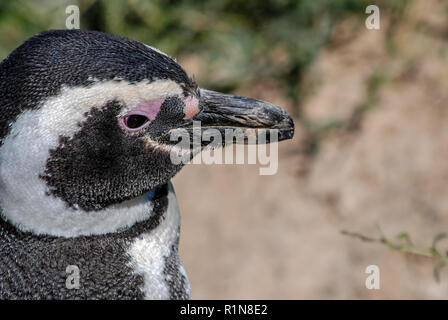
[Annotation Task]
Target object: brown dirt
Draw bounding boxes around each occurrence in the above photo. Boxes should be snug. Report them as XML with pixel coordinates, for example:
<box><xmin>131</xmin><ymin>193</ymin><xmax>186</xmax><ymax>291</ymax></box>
<box><xmin>175</xmin><ymin>0</ymin><xmax>448</xmax><ymax>299</ymax></box>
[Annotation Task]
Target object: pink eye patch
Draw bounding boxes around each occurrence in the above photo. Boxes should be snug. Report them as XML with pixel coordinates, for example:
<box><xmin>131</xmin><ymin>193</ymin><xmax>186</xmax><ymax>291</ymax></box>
<box><xmin>183</xmin><ymin>96</ymin><xmax>200</xmax><ymax>120</ymax></box>
<box><xmin>119</xmin><ymin>99</ymin><xmax>164</xmax><ymax>132</ymax></box>
<box><xmin>119</xmin><ymin>96</ymin><xmax>200</xmax><ymax>132</ymax></box>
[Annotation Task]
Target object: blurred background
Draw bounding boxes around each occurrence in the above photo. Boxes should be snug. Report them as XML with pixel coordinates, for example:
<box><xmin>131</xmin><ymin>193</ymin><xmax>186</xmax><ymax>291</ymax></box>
<box><xmin>1</xmin><ymin>0</ymin><xmax>448</xmax><ymax>299</ymax></box>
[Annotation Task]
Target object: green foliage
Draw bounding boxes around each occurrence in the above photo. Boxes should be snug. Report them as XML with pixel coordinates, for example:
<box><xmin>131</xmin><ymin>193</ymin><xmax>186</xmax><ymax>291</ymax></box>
<box><xmin>341</xmin><ymin>229</ymin><xmax>448</xmax><ymax>283</ymax></box>
<box><xmin>0</xmin><ymin>0</ymin><xmax>409</xmax><ymax>113</ymax></box>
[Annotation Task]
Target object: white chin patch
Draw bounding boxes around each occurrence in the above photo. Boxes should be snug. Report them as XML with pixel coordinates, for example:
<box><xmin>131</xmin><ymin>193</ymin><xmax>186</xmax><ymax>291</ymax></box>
<box><xmin>0</xmin><ymin>79</ymin><xmax>182</xmax><ymax>237</ymax></box>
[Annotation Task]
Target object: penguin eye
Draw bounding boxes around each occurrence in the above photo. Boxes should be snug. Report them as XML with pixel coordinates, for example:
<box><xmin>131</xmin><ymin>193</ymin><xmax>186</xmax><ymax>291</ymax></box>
<box><xmin>119</xmin><ymin>99</ymin><xmax>164</xmax><ymax>132</ymax></box>
<box><xmin>125</xmin><ymin>115</ymin><xmax>149</xmax><ymax>129</ymax></box>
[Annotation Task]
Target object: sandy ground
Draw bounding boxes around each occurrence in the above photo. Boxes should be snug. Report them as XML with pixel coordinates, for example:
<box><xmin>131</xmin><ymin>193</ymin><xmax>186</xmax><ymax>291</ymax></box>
<box><xmin>174</xmin><ymin>0</ymin><xmax>448</xmax><ymax>299</ymax></box>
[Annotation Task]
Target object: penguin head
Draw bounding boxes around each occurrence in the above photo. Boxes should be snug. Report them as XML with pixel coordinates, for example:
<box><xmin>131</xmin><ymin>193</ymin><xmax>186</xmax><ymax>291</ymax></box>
<box><xmin>0</xmin><ymin>30</ymin><xmax>293</xmax><ymax>236</ymax></box>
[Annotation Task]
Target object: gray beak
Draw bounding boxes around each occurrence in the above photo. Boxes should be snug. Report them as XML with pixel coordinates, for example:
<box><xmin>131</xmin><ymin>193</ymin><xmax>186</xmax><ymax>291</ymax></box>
<box><xmin>191</xmin><ymin>89</ymin><xmax>294</xmax><ymax>143</ymax></box>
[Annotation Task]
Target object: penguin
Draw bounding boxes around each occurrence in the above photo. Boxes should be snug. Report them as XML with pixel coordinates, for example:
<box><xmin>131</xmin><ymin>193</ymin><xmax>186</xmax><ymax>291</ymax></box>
<box><xmin>0</xmin><ymin>30</ymin><xmax>294</xmax><ymax>299</ymax></box>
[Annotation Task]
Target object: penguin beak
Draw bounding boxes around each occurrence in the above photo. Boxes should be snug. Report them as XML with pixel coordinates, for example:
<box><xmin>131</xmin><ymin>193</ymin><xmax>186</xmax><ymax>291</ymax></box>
<box><xmin>190</xmin><ymin>89</ymin><xmax>295</xmax><ymax>143</ymax></box>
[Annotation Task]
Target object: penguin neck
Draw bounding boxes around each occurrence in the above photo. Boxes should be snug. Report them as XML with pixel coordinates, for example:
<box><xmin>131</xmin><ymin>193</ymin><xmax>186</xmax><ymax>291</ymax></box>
<box><xmin>0</xmin><ymin>184</ymin><xmax>168</xmax><ymax>238</ymax></box>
